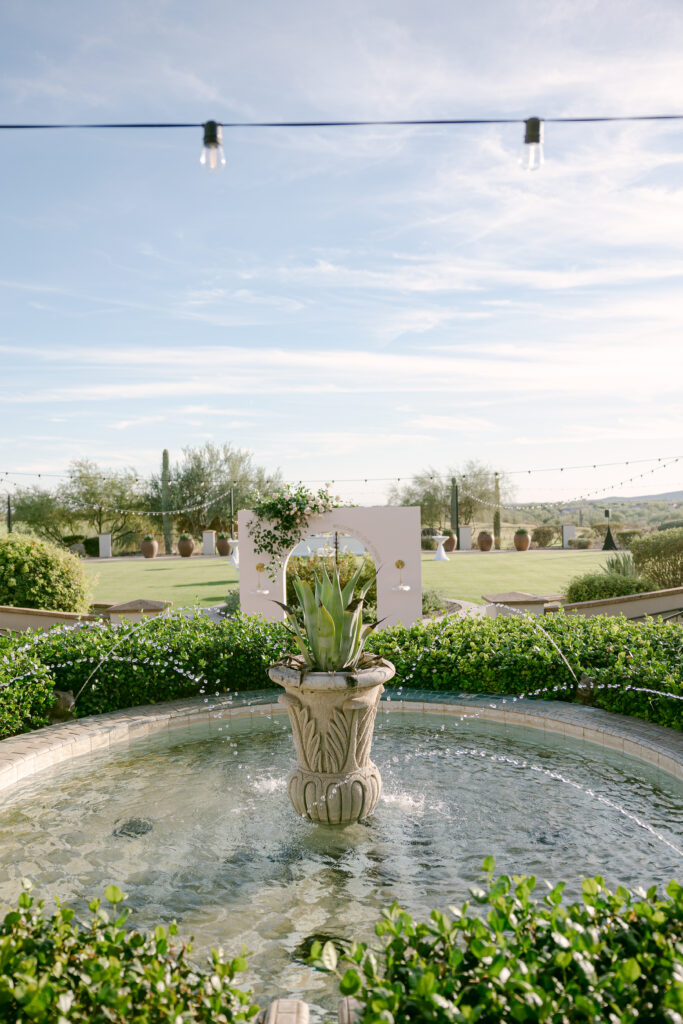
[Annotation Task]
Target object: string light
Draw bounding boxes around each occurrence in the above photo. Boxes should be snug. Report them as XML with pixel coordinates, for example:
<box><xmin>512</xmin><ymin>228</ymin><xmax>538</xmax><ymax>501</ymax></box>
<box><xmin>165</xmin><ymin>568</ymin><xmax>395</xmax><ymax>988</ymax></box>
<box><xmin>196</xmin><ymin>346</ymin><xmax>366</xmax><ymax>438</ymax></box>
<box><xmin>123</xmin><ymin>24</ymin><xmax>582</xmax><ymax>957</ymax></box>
<box><xmin>521</xmin><ymin>117</ymin><xmax>544</xmax><ymax>170</ymax></box>
<box><xmin>2</xmin><ymin>112</ymin><xmax>683</xmax><ymax>171</ymax></box>
<box><xmin>200</xmin><ymin>120</ymin><xmax>225</xmax><ymax>171</ymax></box>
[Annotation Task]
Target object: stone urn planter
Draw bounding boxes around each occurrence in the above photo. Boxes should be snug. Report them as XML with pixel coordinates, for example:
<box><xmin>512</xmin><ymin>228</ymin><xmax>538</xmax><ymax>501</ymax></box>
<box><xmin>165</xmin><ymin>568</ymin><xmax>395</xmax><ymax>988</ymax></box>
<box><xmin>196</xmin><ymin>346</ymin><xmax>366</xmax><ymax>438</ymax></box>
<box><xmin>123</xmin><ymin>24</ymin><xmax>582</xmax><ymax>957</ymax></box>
<box><xmin>177</xmin><ymin>536</ymin><xmax>195</xmax><ymax>558</ymax></box>
<box><xmin>141</xmin><ymin>537</ymin><xmax>158</xmax><ymax>559</ymax></box>
<box><xmin>443</xmin><ymin>532</ymin><xmax>457</xmax><ymax>552</ymax></box>
<box><xmin>477</xmin><ymin>531</ymin><xmax>493</xmax><ymax>552</ymax></box>
<box><xmin>269</xmin><ymin>656</ymin><xmax>395</xmax><ymax>825</ymax></box>
<box><xmin>216</xmin><ymin>535</ymin><xmax>233</xmax><ymax>557</ymax></box>
<box><xmin>514</xmin><ymin>531</ymin><xmax>531</xmax><ymax>551</ymax></box>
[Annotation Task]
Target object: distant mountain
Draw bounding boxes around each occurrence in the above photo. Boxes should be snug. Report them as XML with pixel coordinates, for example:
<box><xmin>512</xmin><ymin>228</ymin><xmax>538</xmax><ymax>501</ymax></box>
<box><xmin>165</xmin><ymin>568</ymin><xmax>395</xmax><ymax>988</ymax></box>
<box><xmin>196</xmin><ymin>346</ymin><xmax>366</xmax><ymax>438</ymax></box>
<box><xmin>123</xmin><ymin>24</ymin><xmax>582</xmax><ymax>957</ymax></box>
<box><xmin>601</xmin><ymin>490</ymin><xmax>683</xmax><ymax>503</ymax></box>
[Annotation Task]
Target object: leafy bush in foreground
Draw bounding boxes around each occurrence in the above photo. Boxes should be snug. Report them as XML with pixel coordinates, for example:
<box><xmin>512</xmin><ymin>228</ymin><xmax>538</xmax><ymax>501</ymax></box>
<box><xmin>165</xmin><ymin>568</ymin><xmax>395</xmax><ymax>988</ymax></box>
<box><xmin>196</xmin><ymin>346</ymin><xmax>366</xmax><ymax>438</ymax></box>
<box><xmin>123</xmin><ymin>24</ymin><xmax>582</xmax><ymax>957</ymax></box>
<box><xmin>0</xmin><ymin>612</ymin><xmax>680</xmax><ymax>738</ymax></box>
<box><xmin>564</xmin><ymin>571</ymin><xmax>655</xmax><ymax>604</ymax></box>
<box><xmin>311</xmin><ymin>864</ymin><xmax>683</xmax><ymax>1024</ymax></box>
<box><xmin>632</xmin><ymin>527</ymin><xmax>683</xmax><ymax>590</ymax></box>
<box><xmin>0</xmin><ymin>882</ymin><xmax>257</xmax><ymax>1022</ymax></box>
<box><xmin>0</xmin><ymin>534</ymin><xmax>92</xmax><ymax>612</ymax></box>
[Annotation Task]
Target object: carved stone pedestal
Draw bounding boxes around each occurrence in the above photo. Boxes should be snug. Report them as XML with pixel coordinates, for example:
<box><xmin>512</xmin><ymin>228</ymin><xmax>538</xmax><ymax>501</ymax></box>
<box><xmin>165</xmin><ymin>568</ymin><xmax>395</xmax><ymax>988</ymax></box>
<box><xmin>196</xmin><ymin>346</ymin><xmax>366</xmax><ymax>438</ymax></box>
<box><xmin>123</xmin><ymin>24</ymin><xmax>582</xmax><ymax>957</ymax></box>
<box><xmin>268</xmin><ymin>659</ymin><xmax>395</xmax><ymax>825</ymax></box>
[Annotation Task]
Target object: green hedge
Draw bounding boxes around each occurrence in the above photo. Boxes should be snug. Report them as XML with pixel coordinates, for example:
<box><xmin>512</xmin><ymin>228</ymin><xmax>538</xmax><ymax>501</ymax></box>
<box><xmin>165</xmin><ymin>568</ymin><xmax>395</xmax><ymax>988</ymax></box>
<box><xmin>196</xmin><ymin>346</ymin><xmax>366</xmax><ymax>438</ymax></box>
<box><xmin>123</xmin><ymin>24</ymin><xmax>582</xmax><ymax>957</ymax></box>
<box><xmin>0</xmin><ymin>534</ymin><xmax>92</xmax><ymax>612</ymax></box>
<box><xmin>564</xmin><ymin>571</ymin><xmax>655</xmax><ymax>604</ymax></box>
<box><xmin>0</xmin><ymin>650</ymin><xmax>55</xmax><ymax>739</ymax></box>
<box><xmin>0</xmin><ymin>882</ymin><xmax>257</xmax><ymax>1022</ymax></box>
<box><xmin>311</xmin><ymin>865</ymin><xmax>683</xmax><ymax>1023</ymax></box>
<box><xmin>0</xmin><ymin>612</ymin><xmax>680</xmax><ymax>739</ymax></box>
<box><xmin>368</xmin><ymin>615</ymin><xmax>682</xmax><ymax>729</ymax></box>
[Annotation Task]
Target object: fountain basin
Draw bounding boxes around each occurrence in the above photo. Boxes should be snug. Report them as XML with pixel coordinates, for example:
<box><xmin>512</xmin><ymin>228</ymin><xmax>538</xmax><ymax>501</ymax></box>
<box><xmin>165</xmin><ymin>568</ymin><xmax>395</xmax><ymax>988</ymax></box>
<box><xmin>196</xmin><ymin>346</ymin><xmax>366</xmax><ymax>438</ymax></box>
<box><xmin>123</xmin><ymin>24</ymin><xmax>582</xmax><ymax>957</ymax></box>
<box><xmin>0</xmin><ymin>701</ymin><xmax>680</xmax><ymax>1020</ymax></box>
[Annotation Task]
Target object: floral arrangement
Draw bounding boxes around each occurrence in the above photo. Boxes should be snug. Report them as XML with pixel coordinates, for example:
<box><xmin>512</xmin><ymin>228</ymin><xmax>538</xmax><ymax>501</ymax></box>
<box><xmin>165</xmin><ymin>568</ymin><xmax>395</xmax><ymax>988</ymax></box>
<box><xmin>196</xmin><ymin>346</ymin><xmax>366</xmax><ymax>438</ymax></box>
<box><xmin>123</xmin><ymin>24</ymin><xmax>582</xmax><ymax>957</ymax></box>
<box><xmin>249</xmin><ymin>483</ymin><xmax>340</xmax><ymax>576</ymax></box>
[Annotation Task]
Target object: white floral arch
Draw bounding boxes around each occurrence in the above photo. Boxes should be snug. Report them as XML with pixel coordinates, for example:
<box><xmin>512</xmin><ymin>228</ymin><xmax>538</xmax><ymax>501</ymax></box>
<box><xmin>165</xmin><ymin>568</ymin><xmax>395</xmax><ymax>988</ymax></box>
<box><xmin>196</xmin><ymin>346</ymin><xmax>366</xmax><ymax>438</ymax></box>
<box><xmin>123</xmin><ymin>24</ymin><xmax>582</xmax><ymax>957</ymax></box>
<box><xmin>237</xmin><ymin>506</ymin><xmax>422</xmax><ymax>628</ymax></box>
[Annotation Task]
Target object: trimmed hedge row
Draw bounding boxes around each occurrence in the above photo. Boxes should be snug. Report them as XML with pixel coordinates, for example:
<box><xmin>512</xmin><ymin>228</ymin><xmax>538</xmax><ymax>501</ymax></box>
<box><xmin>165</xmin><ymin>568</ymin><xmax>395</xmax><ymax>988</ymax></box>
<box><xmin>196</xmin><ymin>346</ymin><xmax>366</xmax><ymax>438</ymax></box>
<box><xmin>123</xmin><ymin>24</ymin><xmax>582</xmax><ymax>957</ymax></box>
<box><xmin>369</xmin><ymin>615</ymin><xmax>682</xmax><ymax>729</ymax></box>
<box><xmin>0</xmin><ymin>612</ymin><xmax>680</xmax><ymax>739</ymax></box>
<box><xmin>0</xmin><ymin>650</ymin><xmax>55</xmax><ymax>739</ymax></box>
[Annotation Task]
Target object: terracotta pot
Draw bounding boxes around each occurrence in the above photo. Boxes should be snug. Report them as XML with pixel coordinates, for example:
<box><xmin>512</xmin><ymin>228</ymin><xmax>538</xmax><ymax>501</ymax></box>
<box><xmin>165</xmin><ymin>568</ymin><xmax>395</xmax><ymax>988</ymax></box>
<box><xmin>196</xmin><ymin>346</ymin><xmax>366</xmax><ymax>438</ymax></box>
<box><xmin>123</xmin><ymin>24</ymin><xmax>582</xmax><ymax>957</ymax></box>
<box><xmin>216</xmin><ymin>537</ymin><xmax>233</xmax><ymax>557</ymax></box>
<box><xmin>443</xmin><ymin>534</ymin><xmax>457</xmax><ymax>552</ymax></box>
<box><xmin>514</xmin><ymin>532</ymin><xmax>531</xmax><ymax>551</ymax></box>
<box><xmin>141</xmin><ymin>538</ymin><xmax>158</xmax><ymax>559</ymax></box>
<box><xmin>177</xmin><ymin>537</ymin><xmax>195</xmax><ymax>558</ymax></box>
<box><xmin>477</xmin><ymin>532</ymin><xmax>493</xmax><ymax>552</ymax></box>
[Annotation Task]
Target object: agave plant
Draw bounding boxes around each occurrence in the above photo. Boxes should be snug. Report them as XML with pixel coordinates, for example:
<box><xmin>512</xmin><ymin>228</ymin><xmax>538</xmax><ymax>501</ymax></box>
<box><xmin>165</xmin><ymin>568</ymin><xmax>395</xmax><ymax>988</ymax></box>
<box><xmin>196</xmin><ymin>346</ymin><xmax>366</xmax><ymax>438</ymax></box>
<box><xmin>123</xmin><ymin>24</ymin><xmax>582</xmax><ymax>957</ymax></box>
<box><xmin>275</xmin><ymin>562</ymin><xmax>378</xmax><ymax>673</ymax></box>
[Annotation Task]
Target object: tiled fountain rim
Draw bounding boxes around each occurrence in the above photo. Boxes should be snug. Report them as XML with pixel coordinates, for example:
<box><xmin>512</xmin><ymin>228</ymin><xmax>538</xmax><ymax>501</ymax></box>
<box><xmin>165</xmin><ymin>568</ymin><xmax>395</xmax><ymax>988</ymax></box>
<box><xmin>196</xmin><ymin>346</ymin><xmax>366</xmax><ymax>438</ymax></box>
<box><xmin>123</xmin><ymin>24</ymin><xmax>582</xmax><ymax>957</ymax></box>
<box><xmin>1</xmin><ymin>688</ymin><xmax>681</xmax><ymax>794</ymax></box>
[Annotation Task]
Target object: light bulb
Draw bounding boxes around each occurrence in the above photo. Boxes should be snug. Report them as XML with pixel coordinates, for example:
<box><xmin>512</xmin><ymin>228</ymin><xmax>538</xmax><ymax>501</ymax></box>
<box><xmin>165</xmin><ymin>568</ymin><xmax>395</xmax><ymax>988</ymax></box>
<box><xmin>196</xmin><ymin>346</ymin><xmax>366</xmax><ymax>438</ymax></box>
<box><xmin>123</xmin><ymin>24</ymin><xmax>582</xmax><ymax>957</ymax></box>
<box><xmin>520</xmin><ymin>117</ymin><xmax>544</xmax><ymax>171</ymax></box>
<box><xmin>200</xmin><ymin>120</ymin><xmax>226</xmax><ymax>171</ymax></box>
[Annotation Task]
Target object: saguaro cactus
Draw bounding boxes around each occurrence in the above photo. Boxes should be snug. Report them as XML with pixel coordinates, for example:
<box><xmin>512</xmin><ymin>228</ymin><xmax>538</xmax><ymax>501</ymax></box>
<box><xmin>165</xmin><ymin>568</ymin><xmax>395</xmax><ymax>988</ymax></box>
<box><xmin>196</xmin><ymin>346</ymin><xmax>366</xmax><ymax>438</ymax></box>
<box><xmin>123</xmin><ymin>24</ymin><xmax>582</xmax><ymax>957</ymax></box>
<box><xmin>161</xmin><ymin>449</ymin><xmax>172</xmax><ymax>555</ymax></box>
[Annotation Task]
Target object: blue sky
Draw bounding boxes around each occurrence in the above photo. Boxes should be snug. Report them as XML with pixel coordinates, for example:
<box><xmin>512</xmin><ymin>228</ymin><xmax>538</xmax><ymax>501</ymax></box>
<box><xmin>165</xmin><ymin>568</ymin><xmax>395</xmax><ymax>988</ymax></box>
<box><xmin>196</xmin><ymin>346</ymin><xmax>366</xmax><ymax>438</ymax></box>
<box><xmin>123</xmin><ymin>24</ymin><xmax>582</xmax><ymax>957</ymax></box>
<box><xmin>1</xmin><ymin>0</ymin><xmax>682</xmax><ymax>506</ymax></box>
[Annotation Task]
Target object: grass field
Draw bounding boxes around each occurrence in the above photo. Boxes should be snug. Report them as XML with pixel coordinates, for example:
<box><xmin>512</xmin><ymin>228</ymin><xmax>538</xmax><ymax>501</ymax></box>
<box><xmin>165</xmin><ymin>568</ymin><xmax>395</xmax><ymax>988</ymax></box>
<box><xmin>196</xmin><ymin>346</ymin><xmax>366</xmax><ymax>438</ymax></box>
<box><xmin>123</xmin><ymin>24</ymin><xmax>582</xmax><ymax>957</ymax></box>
<box><xmin>82</xmin><ymin>549</ymin><xmax>609</xmax><ymax>609</ymax></box>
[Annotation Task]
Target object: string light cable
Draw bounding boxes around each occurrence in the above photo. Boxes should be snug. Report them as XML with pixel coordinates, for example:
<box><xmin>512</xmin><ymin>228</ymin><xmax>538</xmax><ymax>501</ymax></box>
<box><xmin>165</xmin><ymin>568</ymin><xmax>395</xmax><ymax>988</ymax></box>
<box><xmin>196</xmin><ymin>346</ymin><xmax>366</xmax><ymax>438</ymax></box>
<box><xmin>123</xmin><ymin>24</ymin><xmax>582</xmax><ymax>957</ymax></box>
<box><xmin>2</xmin><ymin>113</ymin><xmax>683</xmax><ymax>171</ymax></box>
<box><xmin>1</xmin><ymin>453</ymin><xmax>680</xmax><ymax>516</ymax></box>
<box><xmin>2</xmin><ymin>453</ymin><xmax>678</xmax><ymax>486</ymax></box>
<box><xmin>456</xmin><ymin>455</ymin><xmax>681</xmax><ymax>513</ymax></box>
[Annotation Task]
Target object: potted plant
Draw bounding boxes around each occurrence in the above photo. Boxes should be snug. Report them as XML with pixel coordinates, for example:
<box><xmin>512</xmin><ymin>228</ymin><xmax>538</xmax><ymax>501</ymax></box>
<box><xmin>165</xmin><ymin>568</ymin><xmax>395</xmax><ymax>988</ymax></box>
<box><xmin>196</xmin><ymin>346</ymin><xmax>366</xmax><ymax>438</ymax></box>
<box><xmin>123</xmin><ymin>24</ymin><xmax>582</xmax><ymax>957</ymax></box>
<box><xmin>443</xmin><ymin>529</ymin><xmax>457</xmax><ymax>552</ymax></box>
<box><xmin>216</xmin><ymin>532</ymin><xmax>233</xmax><ymax>557</ymax></box>
<box><xmin>177</xmin><ymin>533</ymin><xmax>195</xmax><ymax>558</ymax></box>
<box><xmin>477</xmin><ymin>530</ymin><xmax>493</xmax><ymax>552</ymax></box>
<box><xmin>141</xmin><ymin>535</ymin><xmax>158</xmax><ymax>559</ymax></box>
<box><xmin>514</xmin><ymin>528</ymin><xmax>531</xmax><ymax>552</ymax></box>
<box><xmin>268</xmin><ymin>563</ymin><xmax>394</xmax><ymax>825</ymax></box>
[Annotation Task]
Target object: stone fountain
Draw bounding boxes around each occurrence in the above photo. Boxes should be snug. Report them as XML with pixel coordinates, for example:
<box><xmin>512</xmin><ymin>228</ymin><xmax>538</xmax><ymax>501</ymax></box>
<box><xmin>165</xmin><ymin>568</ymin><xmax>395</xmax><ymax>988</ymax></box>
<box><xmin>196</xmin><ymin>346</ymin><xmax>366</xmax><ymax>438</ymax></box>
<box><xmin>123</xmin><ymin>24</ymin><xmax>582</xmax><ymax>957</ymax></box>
<box><xmin>268</xmin><ymin>657</ymin><xmax>395</xmax><ymax>825</ymax></box>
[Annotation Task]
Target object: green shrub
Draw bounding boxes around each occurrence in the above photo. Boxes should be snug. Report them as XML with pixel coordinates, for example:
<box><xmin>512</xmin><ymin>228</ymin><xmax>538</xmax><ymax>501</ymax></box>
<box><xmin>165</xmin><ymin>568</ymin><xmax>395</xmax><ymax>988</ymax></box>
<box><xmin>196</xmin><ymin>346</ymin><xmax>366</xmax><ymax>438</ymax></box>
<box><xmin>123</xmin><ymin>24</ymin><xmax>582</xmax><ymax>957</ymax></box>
<box><xmin>421</xmin><ymin>538</ymin><xmax>437</xmax><ymax>551</ymax></box>
<box><xmin>223</xmin><ymin>588</ymin><xmax>241</xmax><ymax>616</ymax></box>
<box><xmin>565</xmin><ymin>572</ymin><xmax>655</xmax><ymax>604</ymax></box>
<box><xmin>658</xmin><ymin>519</ymin><xmax>683</xmax><ymax>531</ymax></box>
<box><xmin>286</xmin><ymin>551</ymin><xmax>376</xmax><ymax>607</ymax></box>
<box><xmin>531</xmin><ymin>525</ymin><xmax>555</xmax><ymax>547</ymax></box>
<box><xmin>1</xmin><ymin>612</ymin><xmax>680</xmax><ymax>736</ymax></box>
<box><xmin>61</xmin><ymin>534</ymin><xmax>86</xmax><ymax>548</ymax></box>
<box><xmin>631</xmin><ymin>527</ymin><xmax>683</xmax><ymax>589</ymax></box>
<box><xmin>0</xmin><ymin>535</ymin><xmax>92</xmax><ymax>612</ymax></box>
<box><xmin>311</xmin><ymin>866</ymin><xmax>683</xmax><ymax>1024</ymax></box>
<box><xmin>83</xmin><ymin>536</ymin><xmax>100</xmax><ymax>557</ymax></box>
<box><xmin>421</xmin><ymin>589</ymin><xmax>447</xmax><ymax>617</ymax></box>
<box><xmin>568</xmin><ymin>537</ymin><xmax>591</xmax><ymax>549</ymax></box>
<box><xmin>601</xmin><ymin>551</ymin><xmax>636</xmax><ymax>576</ymax></box>
<box><xmin>0</xmin><ymin>882</ymin><xmax>258</xmax><ymax>1022</ymax></box>
<box><xmin>616</xmin><ymin>529</ymin><xmax>642</xmax><ymax>547</ymax></box>
<box><xmin>591</xmin><ymin>521</ymin><xmax>622</xmax><ymax>540</ymax></box>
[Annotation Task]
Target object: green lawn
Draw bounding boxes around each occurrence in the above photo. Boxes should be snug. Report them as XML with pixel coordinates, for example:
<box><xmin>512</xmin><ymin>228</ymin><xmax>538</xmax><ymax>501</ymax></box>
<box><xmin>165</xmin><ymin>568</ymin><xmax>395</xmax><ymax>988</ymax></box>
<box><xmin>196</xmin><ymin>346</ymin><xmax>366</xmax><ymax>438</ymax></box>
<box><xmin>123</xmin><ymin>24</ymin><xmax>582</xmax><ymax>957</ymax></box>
<box><xmin>421</xmin><ymin>549</ymin><xmax>608</xmax><ymax>602</ymax></box>
<box><xmin>83</xmin><ymin>557</ymin><xmax>239</xmax><ymax>609</ymax></box>
<box><xmin>83</xmin><ymin>549</ymin><xmax>609</xmax><ymax>609</ymax></box>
